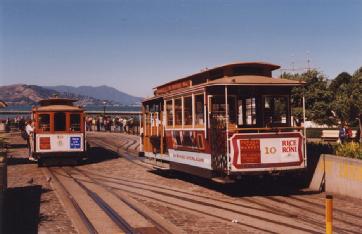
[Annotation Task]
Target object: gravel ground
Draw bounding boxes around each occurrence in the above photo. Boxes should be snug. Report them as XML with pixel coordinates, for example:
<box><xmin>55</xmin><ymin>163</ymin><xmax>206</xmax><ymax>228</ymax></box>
<box><xmin>3</xmin><ymin>131</ymin><xmax>362</xmax><ymax>233</ymax></box>
<box><xmin>3</xmin><ymin>132</ymin><xmax>77</xmax><ymax>234</ymax></box>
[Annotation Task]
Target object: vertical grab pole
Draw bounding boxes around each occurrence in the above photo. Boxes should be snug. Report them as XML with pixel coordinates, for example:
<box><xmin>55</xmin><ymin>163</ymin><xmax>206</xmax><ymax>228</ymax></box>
<box><xmin>225</xmin><ymin>86</ymin><xmax>230</xmax><ymax>174</ymax></box>
<box><xmin>325</xmin><ymin>195</ymin><xmax>333</xmax><ymax>234</ymax></box>
<box><xmin>139</xmin><ymin>113</ymin><xmax>143</xmax><ymax>152</ymax></box>
<box><xmin>302</xmin><ymin>96</ymin><xmax>307</xmax><ymax>167</ymax></box>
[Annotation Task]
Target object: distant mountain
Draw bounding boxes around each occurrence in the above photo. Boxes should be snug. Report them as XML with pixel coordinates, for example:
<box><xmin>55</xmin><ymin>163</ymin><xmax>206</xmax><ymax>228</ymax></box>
<box><xmin>45</xmin><ymin>85</ymin><xmax>143</xmax><ymax>106</ymax></box>
<box><xmin>0</xmin><ymin>84</ymin><xmax>115</xmax><ymax>106</ymax></box>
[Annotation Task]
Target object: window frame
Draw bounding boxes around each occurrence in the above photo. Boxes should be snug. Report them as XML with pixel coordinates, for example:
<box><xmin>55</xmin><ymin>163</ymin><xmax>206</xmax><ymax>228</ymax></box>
<box><xmin>53</xmin><ymin>112</ymin><xmax>67</xmax><ymax>132</ymax></box>
<box><xmin>262</xmin><ymin>95</ymin><xmax>290</xmax><ymax>127</ymax></box>
<box><xmin>174</xmin><ymin>98</ymin><xmax>183</xmax><ymax>127</ymax></box>
<box><xmin>165</xmin><ymin>99</ymin><xmax>174</xmax><ymax>128</ymax></box>
<box><xmin>194</xmin><ymin>93</ymin><xmax>205</xmax><ymax>128</ymax></box>
<box><xmin>208</xmin><ymin>95</ymin><xmax>237</xmax><ymax>124</ymax></box>
<box><xmin>183</xmin><ymin>95</ymin><xmax>193</xmax><ymax>127</ymax></box>
<box><xmin>69</xmin><ymin>113</ymin><xmax>81</xmax><ymax>132</ymax></box>
<box><xmin>36</xmin><ymin>112</ymin><xmax>52</xmax><ymax>133</ymax></box>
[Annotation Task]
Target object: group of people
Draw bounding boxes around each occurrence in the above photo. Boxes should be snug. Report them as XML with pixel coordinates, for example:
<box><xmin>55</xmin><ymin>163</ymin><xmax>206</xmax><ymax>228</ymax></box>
<box><xmin>2</xmin><ymin>116</ymin><xmax>29</xmax><ymax>132</ymax></box>
<box><xmin>339</xmin><ymin>124</ymin><xmax>361</xmax><ymax>144</ymax></box>
<box><xmin>85</xmin><ymin>115</ymin><xmax>138</xmax><ymax>134</ymax></box>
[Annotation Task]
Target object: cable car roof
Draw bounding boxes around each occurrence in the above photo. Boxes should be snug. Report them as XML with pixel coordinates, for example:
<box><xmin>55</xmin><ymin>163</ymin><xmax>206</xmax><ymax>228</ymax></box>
<box><xmin>206</xmin><ymin>75</ymin><xmax>304</xmax><ymax>86</ymax></box>
<box><xmin>152</xmin><ymin>61</ymin><xmax>305</xmax><ymax>96</ymax></box>
<box><xmin>155</xmin><ymin>61</ymin><xmax>280</xmax><ymax>89</ymax></box>
<box><xmin>33</xmin><ymin>105</ymin><xmax>83</xmax><ymax>112</ymax></box>
<box><xmin>38</xmin><ymin>98</ymin><xmax>78</xmax><ymax>106</ymax></box>
<box><xmin>33</xmin><ymin>98</ymin><xmax>83</xmax><ymax>112</ymax></box>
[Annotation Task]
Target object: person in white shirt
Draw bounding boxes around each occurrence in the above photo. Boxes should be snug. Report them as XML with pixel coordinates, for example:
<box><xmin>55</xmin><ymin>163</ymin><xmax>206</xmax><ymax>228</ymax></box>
<box><xmin>25</xmin><ymin>120</ymin><xmax>36</xmax><ymax>161</ymax></box>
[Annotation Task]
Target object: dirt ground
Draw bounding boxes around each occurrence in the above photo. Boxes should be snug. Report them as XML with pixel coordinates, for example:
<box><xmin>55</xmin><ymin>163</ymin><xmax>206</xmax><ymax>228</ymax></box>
<box><xmin>2</xmin><ymin>132</ymin><xmax>77</xmax><ymax>233</ymax></box>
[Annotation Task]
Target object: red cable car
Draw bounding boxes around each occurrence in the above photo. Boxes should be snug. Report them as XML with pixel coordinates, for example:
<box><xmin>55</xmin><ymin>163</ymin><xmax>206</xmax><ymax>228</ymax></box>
<box><xmin>31</xmin><ymin>98</ymin><xmax>87</xmax><ymax>165</ymax></box>
<box><xmin>140</xmin><ymin>62</ymin><xmax>307</xmax><ymax>180</ymax></box>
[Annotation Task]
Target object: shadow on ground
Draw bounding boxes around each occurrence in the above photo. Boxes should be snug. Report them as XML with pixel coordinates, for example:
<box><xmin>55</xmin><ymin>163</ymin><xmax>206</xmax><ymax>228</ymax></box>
<box><xmin>83</xmin><ymin>146</ymin><xmax>119</xmax><ymax>164</ymax></box>
<box><xmin>40</xmin><ymin>146</ymin><xmax>120</xmax><ymax>167</ymax></box>
<box><xmin>5</xmin><ymin>144</ymin><xmax>119</xmax><ymax>167</ymax></box>
<box><xmin>150</xmin><ymin>170</ymin><xmax>319</xmax><ymax>197</ymax></box>
<box><xmin>7</xmin><ymin>158</ymin><xmax>37</xmax><ymax>165</ymax></box>
<box><xmin>85</xmin><ymin>143</ymin><xmax>322</xmax><ymax>197</ymax></box>
<box><xmin>3</xmin><ymin>185</ymin><xmax>44</xmax><ymax>234</ymax></box>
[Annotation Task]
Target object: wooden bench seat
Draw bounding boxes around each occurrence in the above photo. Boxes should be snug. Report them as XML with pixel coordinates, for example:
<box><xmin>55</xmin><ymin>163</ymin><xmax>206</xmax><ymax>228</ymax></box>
<box><xmin>321</xmin><ymin>129</ymin><xmax>356</xmax><ymax>142</ymax></box>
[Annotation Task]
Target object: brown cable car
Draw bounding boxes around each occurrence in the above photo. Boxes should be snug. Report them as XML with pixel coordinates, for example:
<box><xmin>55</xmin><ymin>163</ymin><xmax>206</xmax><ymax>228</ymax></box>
<box><xmin>140</xmin><ymin>62</ymin><xmax>307</xmax><ymax>180</ymax></box>
<box><xmin>31</xmin><ymin>98</ymin><xmax>87</xmax><ymax>165</ymax></box>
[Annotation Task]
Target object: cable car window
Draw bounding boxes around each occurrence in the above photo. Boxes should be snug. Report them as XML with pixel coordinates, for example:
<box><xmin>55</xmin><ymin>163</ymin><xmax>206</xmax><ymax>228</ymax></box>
<box><xmin>246</xmin><ymin>98</ymin><xmax>256</xmax><ymax>125</ymax></box>
<box><xmin>54</xmin><ymin>112</ymin><xmax>66</xmax><ymax>131</ymax></box>
<box><xmin>184</xmin><ymin>96</ymin><xmax>192</xmax><ymax>126</ymax></box>
<box><xmin>38</xmin><ymin>114</ymin><xmax>50</xmax><ymax>131</ymax></box>
<box><xmin>150</xmin><ymin>104</ymin><xmax>159</xmax><ymax>112</ymax></box>
<box><xmin>70</xmin><ymin>114</ymin><xmax>81</xmax><ymax>131</ymax></box>
<box><xmin>228</xmin><ymin>97</ymin><xmax>236</xmax><ymax>124</ymax></box>
<box><xmin>211</xmin><ymin>96</ymin><xmax>236</xmax><ymax>124</ymax></box>
<box><xmin>195</xmin><ymin>94</ymin><xmax>204</xmax><ymax>126</ymax></box>
<box><xmin>166</xmin><ymin>100</ymin><xmax>173</xmax><ymax>126</ymax></box>
<box><xmin>174</xmin><ymin>98</ymin><xmax>182</xmax><ymax>126</ymax></box>
<box><xmin>263</xmin><ymin>96</ymin><xmax>288</xmax><ymax>127</ymax></box>
<box><xmin>238</xmin><ymin>100</ymin><xmax>243</xmax><ymax>125</ymax></box>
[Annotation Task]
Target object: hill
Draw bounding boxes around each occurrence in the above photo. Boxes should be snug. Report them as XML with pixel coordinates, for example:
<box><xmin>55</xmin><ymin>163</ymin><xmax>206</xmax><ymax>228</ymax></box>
<box><xmin>45</xmin><ymin>85</ymin><xmax>142</xmax><ymax>106</ymax></box>
<box><xmin>0</xmin><ymin>84</ymin><xmax>114</xmax><ymax>106</ymax></box>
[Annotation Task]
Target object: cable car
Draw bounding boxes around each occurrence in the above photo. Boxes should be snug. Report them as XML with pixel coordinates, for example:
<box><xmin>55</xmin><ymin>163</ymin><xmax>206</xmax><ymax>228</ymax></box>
<box><xmin>31</xmin><ymin>98</ymin><xmax>87</xmax><ymax>165</ymax></box>
<box><xmin>140</xmin><ymin>62</ymin><xmax>306</xmax><ymax>180</ymax></box>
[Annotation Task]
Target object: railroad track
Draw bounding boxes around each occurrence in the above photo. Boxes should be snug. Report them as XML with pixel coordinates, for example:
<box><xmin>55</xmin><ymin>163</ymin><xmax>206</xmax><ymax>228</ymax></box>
<box><xmin>86</xmin><ymin>133</ymin><xmax>362</xmax><ymax>234</ymax></box>
<box><xmin>43</xmin><ymin>166</ymin><xmax>182</xmax><ymax>234</ymax></box>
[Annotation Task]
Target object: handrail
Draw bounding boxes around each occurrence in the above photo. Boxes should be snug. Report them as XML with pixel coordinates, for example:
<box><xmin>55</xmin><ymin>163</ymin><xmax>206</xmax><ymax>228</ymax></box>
<box><xmin>230</xmin><ymin>126</ymin><xmax>304</xmax><ymax>131</ymax></box>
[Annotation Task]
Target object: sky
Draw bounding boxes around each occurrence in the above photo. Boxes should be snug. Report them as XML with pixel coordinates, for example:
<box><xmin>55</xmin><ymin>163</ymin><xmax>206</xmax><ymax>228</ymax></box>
<box><xmin>1</xmin><ymin>0</ymin><xmax>361</xmax><ymax>97</ymax></box>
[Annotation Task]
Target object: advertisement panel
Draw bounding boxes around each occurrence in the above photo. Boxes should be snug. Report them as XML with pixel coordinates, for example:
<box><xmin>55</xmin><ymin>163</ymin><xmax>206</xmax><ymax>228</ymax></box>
<box><xmin>168</xmin><ymin>149</ymin><xmax>212</xmax><ymax>169</ymax></box>
<box><xmin>231</xmin><ymin>132</ymin><xmax>303</xmax><ymax>170</ymax></box>
<box><xmin>36</xmin><ymin>134</ymin><xmax>84</xmax><ymax>152</ymax></box>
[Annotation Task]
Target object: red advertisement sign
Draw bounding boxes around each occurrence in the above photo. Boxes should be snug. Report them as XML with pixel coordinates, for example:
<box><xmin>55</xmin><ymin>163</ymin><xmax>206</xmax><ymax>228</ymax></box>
<box><xmin>238</xmin><ymin>139</ymin><xmax>261</xmax><ymax>163</ymax></box>
<box><xmin>39</xmin><ymin>137</ymin><xmax>51</xmax><ymax>150</ymax></box>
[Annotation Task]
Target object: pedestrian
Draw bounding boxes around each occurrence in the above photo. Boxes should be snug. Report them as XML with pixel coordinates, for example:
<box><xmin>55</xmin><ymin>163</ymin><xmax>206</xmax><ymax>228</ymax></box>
<box><xmin>96</xmin><ymin>118</ymin><xmax>100</xmax><ymax>131</ymax></box>
<box><xmin>123</xmin><ymin>118</ymin><xmax>128</xmax><ymax>133</ymax></box>
<box><xmin>338</xmin><ymin>124</ymin><xmax>346</xmax><ymax>144</ymax></box>
<box><xmin>346</xmin><ymin>124</ymin><xmax>353</xmax><ymax>141</ymax></box>
<box><xmin>19</xmin><ymin>117</ymin><xmax>26</xmax><ymax>131</ymax></box>
<box><xmin>25</xmin><ymin>120</ymin><xmax>36</xmax><ymax>161</ymax></box>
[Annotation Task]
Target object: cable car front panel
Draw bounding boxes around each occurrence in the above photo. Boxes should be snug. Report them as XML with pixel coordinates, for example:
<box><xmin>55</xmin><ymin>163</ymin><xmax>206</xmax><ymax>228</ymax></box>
<box><xmin>32</xmin><ymin>101</ymin><xmax>87</xmax><ymax>159</ymax></box>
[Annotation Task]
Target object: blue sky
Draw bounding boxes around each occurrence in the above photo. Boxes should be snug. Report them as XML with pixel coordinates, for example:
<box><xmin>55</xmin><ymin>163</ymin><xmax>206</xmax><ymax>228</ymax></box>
<box><xmin>1</xmin><ymin>0</ymin><xmax>361</xmax><ymax>97</ymax></box>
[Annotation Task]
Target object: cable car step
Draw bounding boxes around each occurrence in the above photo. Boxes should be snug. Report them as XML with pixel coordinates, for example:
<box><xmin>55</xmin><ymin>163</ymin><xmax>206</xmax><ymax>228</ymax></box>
<box><xmin>152</xmin><ymin>165</ymin><xmax>170</xmax><ymax>170</ymax></box>
<box><xmin>211</xmin><ymin>177</ymin><xmax>235</xmax><ymax>184</ymax></box>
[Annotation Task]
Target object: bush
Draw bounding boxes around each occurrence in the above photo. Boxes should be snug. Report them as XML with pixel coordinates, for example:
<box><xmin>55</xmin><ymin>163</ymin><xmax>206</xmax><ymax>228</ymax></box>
<box><xmin>307</xmin><ymin>142</ymin><xmax>335</xmax><ymax>157</ymax></box>
<box><xmin>306</xmin><ymin>128</ymin><xmax>323</xmax><ymax>138</ymax></box>
<box><xmin>335</xmin><ymin>142</ymin><xmax>362</xmax><ymax>159</ymax></box>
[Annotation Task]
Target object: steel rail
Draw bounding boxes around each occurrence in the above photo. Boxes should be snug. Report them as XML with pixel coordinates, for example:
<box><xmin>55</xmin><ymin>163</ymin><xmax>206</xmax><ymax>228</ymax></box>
<box><xmin>46</xmin><ymin>168</ymin><xmax>98</xmax><ymax>234</ymax></box>
<box><xmin>87</xmin><ymin>135</ymin><xmax>359</xmax><ymax>234</ymax></box>
<box><xmin>71</xmin><ymin>167</ymin><xmax>174</xmax><ymax>234</ymax></box>
<box><xmin>61</xmin><ymin>168</ymin><xmax>135</xmax><ymax>233</ymax></box>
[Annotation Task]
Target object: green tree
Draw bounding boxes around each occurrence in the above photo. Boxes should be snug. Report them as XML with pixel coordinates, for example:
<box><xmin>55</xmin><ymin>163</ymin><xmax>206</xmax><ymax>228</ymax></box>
<box><xmin>281</xmin><ymin>70</ymin><xmax>334</xmax><ymax>125</ymax></box>
<box><xmin>330</xmin><ymin>68</ymin><xmax>362</xmax><ymax>127</ymax></box>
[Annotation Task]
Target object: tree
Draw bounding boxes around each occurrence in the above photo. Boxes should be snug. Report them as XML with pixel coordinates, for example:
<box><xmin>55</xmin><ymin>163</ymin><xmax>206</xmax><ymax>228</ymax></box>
<box><xmin>281</xmin><ymin>70</ymin><xmax>334</xmax><ymax>125</ymax></box>
<box><xmin>330</xmin><ymin>68</ymin><xmax>362</xmax><ymax>127</ymax></box>
<box><xmin>329</xmin><ymin>72</ymin><xmax>352</xmax><ymax>93</ymax></box>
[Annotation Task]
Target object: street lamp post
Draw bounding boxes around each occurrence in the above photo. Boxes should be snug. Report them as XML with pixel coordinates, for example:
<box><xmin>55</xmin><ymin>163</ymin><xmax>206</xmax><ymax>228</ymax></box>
<box><xmin>102</xmin><ymin>101</ymin><xmax>106</xmax><ymax>116</ymax></box>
